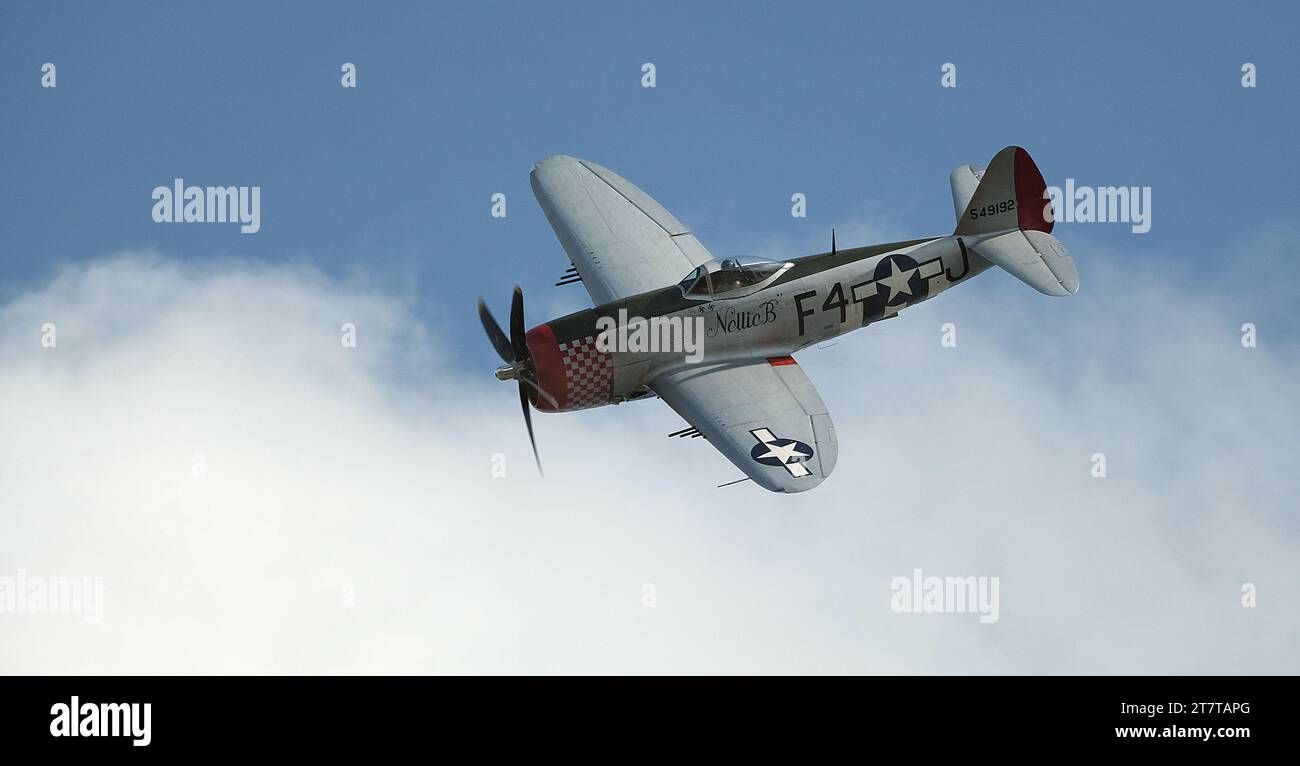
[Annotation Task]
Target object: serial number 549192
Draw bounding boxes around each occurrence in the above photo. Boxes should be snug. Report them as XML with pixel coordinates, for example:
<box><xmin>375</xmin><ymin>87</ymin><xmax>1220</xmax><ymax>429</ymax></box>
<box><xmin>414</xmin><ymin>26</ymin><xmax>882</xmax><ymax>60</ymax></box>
<box><xmin>968</xmin><ymin>198</ymin><xmax>1016</xmax><ymax>219</ymax></box>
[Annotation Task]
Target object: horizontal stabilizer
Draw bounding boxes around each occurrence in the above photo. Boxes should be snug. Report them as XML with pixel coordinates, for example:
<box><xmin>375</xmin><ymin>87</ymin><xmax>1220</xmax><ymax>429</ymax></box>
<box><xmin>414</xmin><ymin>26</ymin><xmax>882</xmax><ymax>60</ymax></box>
<box><xmin>949</xmin><ymin>163</ymin><xmax>985</xmax><ymax>224</ymax></box>
<box><xmin>968</xmin><ymin>229</ymin><xmax>1078</xmax><ymax>296</ymax></box>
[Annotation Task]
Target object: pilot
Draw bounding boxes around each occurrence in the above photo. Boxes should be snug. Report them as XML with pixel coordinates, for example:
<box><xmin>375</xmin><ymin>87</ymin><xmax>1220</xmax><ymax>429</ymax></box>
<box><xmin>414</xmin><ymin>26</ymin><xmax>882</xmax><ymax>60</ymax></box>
<box><xmin>716</xmin><ymin>259</ymin><xmax>745</xmax><ymax>290</ymax></box>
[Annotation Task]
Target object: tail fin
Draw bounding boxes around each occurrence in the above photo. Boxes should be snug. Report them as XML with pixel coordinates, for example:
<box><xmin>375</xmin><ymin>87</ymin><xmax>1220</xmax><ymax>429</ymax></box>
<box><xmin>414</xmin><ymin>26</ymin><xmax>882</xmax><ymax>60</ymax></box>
<box><xmin>954</xmin><ymin>145</ymin><xmax>1053</xmax><ymax>236</ymax></box>
<box><xmin>951</xmin><ymin>146</ymin><xmax>1078</xmax><ymax>297</ymax></box>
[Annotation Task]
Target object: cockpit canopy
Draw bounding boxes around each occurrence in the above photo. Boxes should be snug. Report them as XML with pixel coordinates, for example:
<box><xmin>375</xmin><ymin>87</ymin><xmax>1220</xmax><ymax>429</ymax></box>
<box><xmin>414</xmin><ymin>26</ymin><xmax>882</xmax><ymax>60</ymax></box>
<box><xmin>677</xmin><ymin>256</ymin><xmax>790</xmax><ymax>299</ymax></box>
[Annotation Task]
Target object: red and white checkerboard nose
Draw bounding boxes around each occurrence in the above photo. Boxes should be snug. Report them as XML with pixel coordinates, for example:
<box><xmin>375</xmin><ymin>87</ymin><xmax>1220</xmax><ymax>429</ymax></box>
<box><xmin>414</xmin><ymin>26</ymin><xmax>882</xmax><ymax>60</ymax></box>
<box><xmin>525</xmin><ymin>323</ymin><xmax>614</xmax><ymax>412</ymax></box>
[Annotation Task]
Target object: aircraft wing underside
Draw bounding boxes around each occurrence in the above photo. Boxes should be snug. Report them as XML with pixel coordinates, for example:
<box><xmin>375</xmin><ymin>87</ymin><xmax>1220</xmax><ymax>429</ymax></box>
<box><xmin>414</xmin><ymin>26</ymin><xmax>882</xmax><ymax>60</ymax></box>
<box><xmin>650</xmin><ymin>357</ymin><xmax>838</xmax><ymax>493</ymax></box>
<box><xmin>530</xmin><ymin>155</ymin><xmax>715</xmax><ymax>305</ymax></box>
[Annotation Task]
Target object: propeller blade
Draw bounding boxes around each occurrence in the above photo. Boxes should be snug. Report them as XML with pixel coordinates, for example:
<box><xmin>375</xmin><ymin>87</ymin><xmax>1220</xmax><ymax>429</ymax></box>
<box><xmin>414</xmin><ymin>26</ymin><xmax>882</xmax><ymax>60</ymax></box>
<box><xmin>477</xmin><ymin>297</ymin><xmax>515</xmax><ymax>364</ymax></box>
<box><xmin>518</xmin><ymin>371</ymin><xmax>558</xmax><ymax>409</ymax></box>
<box><xmin>509</xmin><ymin>286</ymin><xmax>527</xmax><ymax>362</ymax></box>
<box><xmin>483</xmin><ymin>288</ymin><xmax>544</xmax><ymax>477</ymax></box>
<box><xmin>518</xmin><ymin>381</ymin><xmax>543</xmax><ymax>476</ymax></box>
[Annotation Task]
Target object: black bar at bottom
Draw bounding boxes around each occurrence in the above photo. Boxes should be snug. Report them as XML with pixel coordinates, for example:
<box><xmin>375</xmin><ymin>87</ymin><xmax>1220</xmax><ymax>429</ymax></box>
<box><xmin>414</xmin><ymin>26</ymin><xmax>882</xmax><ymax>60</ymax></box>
<box><xmin>0</xmin><ymin>676</ymin><xmax>1289</xmax><ymax>754</ymax></box>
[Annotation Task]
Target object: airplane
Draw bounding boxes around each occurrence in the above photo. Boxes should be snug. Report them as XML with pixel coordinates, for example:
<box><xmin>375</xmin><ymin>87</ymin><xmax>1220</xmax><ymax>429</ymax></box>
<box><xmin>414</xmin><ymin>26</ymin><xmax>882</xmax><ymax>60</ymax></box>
<box><xmin>477</xmin><ymin>146</ymin><xmax>1078</xmax><ymax>493</ymax></box>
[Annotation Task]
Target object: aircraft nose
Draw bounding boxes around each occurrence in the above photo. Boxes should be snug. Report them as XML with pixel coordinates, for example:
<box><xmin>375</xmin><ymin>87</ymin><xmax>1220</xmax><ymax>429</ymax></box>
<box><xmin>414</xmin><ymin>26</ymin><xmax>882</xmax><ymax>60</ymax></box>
<box><xmin>524</xmin><ymin>323</ymin><xmax>565</xmax><ymax>412</ymax></box>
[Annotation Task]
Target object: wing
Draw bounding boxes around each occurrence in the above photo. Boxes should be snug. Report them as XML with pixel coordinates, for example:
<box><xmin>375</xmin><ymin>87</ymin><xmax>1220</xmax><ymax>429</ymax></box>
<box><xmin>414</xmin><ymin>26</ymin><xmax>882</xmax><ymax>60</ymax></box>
<box><xmin>530</xmin><ymin>155</ymin><xmax>715</xmax><ymax>306</ymax></box>
<box><xmin>650</xmin><ymin>357</ymin><xmax>838</xmax><ymax>493</ymax></box>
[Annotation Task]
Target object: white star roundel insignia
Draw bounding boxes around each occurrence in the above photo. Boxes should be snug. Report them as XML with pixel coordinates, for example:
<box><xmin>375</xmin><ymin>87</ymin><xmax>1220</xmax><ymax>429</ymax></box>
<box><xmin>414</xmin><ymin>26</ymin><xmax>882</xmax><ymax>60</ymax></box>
<box><xmin>873</xmin><ymin>253</ymin><xmax>927</xmax><ymax>306</ymax></box>
<box><xmin>749</xmin><ymin>428</ymin><xmax>814</xmax><ymax>478</ymax></box>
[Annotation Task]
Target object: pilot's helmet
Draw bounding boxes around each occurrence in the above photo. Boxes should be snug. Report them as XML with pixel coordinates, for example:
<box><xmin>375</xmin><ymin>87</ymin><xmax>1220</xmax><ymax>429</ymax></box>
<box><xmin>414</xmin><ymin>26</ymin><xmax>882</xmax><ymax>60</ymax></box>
<box><xmin>719</xmin><ymin>258</ymin><xmax>740</xmax><ymax>270</ymax></box>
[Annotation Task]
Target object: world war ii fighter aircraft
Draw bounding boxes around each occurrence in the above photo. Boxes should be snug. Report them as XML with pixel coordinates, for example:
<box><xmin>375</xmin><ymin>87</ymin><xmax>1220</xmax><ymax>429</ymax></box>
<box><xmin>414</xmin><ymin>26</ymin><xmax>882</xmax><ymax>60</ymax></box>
<box><xmin>477</xmin><ymin>146</ymin><xmax>1077</xmax><ymax>493</ymax></box>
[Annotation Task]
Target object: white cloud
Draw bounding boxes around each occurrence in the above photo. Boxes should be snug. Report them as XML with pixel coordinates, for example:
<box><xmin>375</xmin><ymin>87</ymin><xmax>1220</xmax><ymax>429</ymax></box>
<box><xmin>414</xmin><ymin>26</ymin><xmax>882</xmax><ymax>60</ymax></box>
<box><xmin>0</xmin><ymin>246</ymin><xmax>1295</xmax><ymax>674</ymax></box>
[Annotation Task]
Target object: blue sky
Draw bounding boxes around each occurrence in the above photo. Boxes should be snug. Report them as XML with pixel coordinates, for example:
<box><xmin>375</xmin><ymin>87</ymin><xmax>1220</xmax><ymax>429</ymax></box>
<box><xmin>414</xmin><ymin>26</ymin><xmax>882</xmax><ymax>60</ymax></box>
<box><xmin>3</xmin><ymin>1</ymin><xmax>1296</xmax><ymax>353</ymax></box>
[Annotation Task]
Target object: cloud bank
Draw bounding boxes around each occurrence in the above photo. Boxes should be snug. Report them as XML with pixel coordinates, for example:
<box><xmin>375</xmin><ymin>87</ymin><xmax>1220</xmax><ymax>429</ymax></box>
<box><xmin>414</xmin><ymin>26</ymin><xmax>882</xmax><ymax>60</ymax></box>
<box><xmin>0</xmin><ymin>245</ymin><xmax>1296</xmax><ymax>674</ymax></box>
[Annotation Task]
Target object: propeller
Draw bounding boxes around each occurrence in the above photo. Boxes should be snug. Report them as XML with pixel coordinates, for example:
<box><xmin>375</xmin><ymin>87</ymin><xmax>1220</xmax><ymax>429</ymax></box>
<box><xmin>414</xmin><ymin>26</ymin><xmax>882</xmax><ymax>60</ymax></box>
<box><xmin>477</xmin><ymin>286</ymin><xmax>553</xmax><ymax>476</ymax></box>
